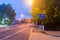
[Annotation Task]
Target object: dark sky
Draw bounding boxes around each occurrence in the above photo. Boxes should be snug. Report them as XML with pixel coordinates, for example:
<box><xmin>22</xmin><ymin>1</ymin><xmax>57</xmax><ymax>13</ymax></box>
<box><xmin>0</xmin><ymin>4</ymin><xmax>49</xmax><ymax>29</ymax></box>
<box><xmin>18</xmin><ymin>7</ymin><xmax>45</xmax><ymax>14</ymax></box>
<box><xmin>0</xmin><ymin>0</ymin><xmax>32</xmax><ymax>20</ymax></box>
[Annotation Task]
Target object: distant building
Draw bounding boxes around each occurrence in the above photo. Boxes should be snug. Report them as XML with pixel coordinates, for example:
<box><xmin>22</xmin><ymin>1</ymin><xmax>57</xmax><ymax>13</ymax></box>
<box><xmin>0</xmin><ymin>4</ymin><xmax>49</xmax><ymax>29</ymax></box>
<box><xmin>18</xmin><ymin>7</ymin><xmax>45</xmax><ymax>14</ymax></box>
<box><xmin>24</xmin><ymin>18</ymin><xmax>31</xmax><ymax>23</ymax></box>
<box><xmin>11</xmin><ymin>20</ymin><xmax>22</xmax><ymax>25</ymax></box>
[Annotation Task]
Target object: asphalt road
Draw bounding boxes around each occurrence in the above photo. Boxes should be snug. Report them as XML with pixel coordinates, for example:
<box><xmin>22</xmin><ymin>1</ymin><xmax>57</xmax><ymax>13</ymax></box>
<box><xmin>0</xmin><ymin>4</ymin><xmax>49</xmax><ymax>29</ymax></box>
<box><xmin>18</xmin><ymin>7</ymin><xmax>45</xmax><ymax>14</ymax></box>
<box><xmin>0</xmin><ymin>23</ymin><xmax>32</xmax><ymax>40</ymax></box>
<box><xmin>1</xmin><ymin>23</ymin><xmax>60</xmax><ymax>40</ymax></box>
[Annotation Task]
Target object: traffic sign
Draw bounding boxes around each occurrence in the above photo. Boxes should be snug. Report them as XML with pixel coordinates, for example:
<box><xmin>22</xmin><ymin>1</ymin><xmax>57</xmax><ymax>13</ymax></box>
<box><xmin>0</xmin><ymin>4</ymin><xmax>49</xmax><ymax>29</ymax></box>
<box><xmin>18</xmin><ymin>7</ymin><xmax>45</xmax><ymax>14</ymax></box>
<box><xmin>39</xmin><ymin>14</ymin><xmax>46</xmax><ymax>19</ymax></box>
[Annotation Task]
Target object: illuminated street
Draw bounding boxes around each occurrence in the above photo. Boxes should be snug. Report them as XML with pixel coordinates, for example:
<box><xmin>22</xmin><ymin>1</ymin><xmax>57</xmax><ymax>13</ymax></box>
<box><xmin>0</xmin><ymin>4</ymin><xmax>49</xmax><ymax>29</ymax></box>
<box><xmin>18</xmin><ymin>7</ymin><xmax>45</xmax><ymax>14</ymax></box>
<box><xmin>0</xmin><ymin>0</ymin><xmax>60</xmax><ymax>40</ymax></box>
<box><xmin>0</xmin><ymin>24</ymin><xmax>60</xmax><ymax>40</ymax></box>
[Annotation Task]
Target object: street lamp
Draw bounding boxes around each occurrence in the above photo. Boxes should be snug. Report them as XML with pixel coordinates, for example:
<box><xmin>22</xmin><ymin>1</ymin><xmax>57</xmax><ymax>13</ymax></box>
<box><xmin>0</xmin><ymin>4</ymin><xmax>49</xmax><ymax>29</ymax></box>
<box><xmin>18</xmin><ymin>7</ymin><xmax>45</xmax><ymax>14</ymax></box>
<box><xmin>20</xmin><ymin>14</ymin><xmax>25</xmax><ymax>18</ymax></box>
<box><xmin>25</xmin><ymin>0</ymin><xmax>33</xmax><ymax>7</ymax></box>
<box><xmin>20</xmin><ymin>14</ymin><xmax>25</xmax><ymax>20</ymax></box>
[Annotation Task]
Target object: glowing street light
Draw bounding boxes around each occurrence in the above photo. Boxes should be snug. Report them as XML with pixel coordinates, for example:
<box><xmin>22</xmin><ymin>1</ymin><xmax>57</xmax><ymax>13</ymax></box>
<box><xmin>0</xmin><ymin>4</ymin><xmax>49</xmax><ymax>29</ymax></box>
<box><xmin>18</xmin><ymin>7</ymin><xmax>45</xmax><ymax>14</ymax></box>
<box><xmin>20</xmin><ymin>14</ymin><xmax>25</xmax><ymax>18</ymax></box>
<box><xmin>18</xmin><ymin>19</ymin><xmax>21</xmax><ymax>21</ymax></box>
<box><xmin>25</xmin><ymin>0</ymin><xmax>33</xmax><ymax>7</ymax></box>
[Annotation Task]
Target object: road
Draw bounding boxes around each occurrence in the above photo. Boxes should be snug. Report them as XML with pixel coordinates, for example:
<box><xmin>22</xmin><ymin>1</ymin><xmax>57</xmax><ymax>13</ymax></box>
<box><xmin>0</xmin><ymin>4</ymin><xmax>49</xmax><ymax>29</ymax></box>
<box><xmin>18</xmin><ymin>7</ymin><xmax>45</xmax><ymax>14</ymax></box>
<box><xmin>1</xmin><ymin>23</ymin><xmax>60</xmax><ymax>40</ymax></box>
<box><xmin>0</xmin><ymin>23</ymin><xmax>32</xmax><ymax>40</ymax></box>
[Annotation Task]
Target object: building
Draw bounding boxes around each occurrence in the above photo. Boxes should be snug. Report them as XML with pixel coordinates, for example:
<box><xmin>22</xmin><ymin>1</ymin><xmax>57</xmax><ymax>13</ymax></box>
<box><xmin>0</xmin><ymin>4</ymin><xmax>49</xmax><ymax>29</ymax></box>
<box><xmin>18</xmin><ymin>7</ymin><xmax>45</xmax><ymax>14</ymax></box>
<box><xmin>24</xmin><ymin>18</ymin><xmax>31</xmax><ymax>23</ymax></box>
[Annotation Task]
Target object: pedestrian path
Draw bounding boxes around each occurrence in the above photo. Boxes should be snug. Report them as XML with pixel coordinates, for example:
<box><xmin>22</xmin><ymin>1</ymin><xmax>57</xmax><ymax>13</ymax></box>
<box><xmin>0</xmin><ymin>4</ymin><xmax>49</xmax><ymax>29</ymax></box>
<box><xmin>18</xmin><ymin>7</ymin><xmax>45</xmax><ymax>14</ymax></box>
<box><xmin>28</xmin><ymin>27</ymin><xmax>60</xmax><ymax>40</ymax></box>
<box><xmin>45</xmin><ymin>31</ymin><xmax>60</xmax><ymax>37</ymax></box>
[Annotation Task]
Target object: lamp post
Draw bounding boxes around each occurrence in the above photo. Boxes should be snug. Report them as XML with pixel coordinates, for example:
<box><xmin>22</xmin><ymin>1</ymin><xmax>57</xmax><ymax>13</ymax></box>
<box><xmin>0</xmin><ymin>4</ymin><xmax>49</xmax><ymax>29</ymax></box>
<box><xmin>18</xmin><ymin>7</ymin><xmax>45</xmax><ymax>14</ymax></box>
<box><xmin>36</xmin><ymin>0</ymin><xmax>38</xmax><ymax>27</ymax></box>
<box><xmin>25</xmin><ymin>0</ymin><xmax>38</xmax><ymax>27</ymax></box>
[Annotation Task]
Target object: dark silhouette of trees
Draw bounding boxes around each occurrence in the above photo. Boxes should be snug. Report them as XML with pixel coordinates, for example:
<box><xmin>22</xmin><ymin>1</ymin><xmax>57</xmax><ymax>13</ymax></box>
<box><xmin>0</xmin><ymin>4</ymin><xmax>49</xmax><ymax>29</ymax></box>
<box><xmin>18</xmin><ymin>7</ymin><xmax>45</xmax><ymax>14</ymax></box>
<box><xmin>0</xmin><ymin>4</ymin><xmax>16</xmax><ymax>25</ymax></box>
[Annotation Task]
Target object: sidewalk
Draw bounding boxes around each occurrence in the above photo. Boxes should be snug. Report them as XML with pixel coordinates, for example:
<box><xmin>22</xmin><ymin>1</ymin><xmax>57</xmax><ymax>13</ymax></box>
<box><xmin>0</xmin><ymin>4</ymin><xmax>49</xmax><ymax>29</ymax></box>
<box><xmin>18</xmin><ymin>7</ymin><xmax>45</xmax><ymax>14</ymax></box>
<box><xmin>29</xmin><ymin>32</ymin><xmax>60</xmax><ymax>40</ymax></box>
<box><xmin>45</xmin><ymin>31</ymin><xmax>60</xmax><ymax>37</ymax></box>
<box><xmin>28</xmin><ymin>28</ymin><xmax>60</xmax><ymax>40</ymax></box>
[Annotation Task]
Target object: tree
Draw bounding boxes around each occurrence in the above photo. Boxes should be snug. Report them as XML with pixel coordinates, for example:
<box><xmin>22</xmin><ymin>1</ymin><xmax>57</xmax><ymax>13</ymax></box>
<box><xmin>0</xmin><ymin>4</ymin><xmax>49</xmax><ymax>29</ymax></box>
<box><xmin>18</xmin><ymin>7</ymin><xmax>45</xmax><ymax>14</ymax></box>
<box><xmin>46</xmin><ymin>0</ymin><xmax>60</xmax><ymax>24</ymax></box>
<box><xmin>31</xmin><ymin>0</ymin><xmax>60</xmax><ymax>25</ymax></box>
<box><xmin>31</xmin><ymin>0</ymin><xmax>49</xmax><ymax>25</ymax></box>
<box><xmin>0</xmin><ymin>4</ymin><xmax>16</xmax><ymax>25</ymax></box>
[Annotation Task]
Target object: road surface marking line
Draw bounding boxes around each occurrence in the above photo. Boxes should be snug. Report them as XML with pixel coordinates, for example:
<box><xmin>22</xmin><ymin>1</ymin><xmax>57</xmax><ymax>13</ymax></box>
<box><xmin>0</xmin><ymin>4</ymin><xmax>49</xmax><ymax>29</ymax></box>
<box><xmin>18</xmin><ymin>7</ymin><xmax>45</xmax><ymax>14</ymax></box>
<box><xmin>0</xmin><ymin>27</ymin><xmax>29</xmax><ymax>40</ymax></box>
<box><xmin>27</xmin><ymin>27</ymin><xmax>33</xmax><ymax>40</ymax></box>
<box><xmin>30</xmin><ymin>28</ymin><xmax>33</xmax><ymax>33</ymax></box>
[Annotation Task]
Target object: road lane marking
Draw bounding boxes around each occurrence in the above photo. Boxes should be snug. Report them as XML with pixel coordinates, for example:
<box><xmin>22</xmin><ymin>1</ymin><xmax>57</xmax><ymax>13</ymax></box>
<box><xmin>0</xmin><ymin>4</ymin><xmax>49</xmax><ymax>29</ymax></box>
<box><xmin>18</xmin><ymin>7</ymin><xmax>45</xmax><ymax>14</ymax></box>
<box><xmin>31</xmin><ymin>28</ymin><xmax>33</xmax><ymax>32</ymax></box>
<box><xmin>0</xmin><ymin>27</ymin><xmax>29</xmax><ymax>40</ymax></box>
<box><xmin>27</xmin><ymin>27</ymin><xmax>33</xmax><ymax>40</ymax></box>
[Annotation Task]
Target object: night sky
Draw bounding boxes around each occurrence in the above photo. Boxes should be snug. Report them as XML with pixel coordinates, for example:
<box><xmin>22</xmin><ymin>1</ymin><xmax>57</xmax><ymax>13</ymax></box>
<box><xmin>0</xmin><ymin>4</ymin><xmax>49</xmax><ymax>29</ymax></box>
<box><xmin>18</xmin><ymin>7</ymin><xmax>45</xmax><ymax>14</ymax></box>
<box><xmin>0</xmin><ymin>0</ymin><xmax>32</xmax><ymax>20</ymax></box>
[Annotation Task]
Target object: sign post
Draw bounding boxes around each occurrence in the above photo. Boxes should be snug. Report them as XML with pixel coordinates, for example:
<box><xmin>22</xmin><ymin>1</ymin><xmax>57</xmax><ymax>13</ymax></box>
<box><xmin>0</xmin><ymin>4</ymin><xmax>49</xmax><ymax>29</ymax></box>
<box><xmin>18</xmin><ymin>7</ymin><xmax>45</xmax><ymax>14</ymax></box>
<box><xmin>39</xmin><ymin>14</ymin><xmax>46</xmax><ymax>32</ymax></box>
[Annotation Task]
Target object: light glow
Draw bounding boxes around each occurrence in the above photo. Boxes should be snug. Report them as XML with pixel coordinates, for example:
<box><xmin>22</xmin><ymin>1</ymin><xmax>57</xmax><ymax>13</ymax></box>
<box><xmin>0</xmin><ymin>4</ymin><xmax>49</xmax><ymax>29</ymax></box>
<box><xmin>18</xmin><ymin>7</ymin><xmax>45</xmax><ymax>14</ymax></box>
<box><xmin>20</xmin><ymin>14</ymin><xmax>25</xmax><ymax>18</ymax></box>
<box><xmin>25</xmin><ymin>0</ymin><xmax>33</xmax><ymax>7</ymax></box>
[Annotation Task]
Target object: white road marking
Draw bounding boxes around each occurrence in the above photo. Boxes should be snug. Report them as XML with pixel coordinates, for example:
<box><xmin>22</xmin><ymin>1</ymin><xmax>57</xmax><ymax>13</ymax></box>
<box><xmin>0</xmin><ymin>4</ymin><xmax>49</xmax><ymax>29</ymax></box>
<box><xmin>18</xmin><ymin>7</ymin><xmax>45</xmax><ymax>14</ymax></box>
<box><xmin>0</xmin><ymin>27</ymin><xmax>29</xmax><ymax>40</ymax></box>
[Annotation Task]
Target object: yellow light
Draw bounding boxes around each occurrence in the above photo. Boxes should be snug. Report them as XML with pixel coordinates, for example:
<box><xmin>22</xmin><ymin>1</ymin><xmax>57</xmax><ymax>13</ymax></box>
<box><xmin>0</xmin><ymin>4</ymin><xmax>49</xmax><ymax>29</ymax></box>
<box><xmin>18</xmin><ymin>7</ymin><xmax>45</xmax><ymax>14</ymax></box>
<box><xmin>25</xmin><ymin>0</ymin><xmax>33</xmax><ymax>7</ymax></box>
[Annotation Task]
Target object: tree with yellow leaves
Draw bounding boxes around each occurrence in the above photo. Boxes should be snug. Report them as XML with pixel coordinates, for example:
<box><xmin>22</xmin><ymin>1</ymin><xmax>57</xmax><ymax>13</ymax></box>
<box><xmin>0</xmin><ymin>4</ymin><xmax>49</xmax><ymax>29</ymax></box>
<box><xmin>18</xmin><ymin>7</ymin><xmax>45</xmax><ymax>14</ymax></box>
<box><xmin>31</xmin><ymin>0</ymin><xmax>60</xmax><ymax>25</ymax></box>
<box><xmin>31</xmin><ymin>0</ymin><xmax>50</xmax><ymax>25</ymax></box>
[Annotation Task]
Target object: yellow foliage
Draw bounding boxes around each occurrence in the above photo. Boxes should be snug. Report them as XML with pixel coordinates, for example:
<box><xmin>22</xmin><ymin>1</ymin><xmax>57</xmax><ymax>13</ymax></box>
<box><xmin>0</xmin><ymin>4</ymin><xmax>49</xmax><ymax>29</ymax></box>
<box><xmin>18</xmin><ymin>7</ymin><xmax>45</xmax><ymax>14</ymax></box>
<box><xmin>31</xmin><ymin>0</ymin><xmax>48</xmax><ymax>15</ymax></box>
